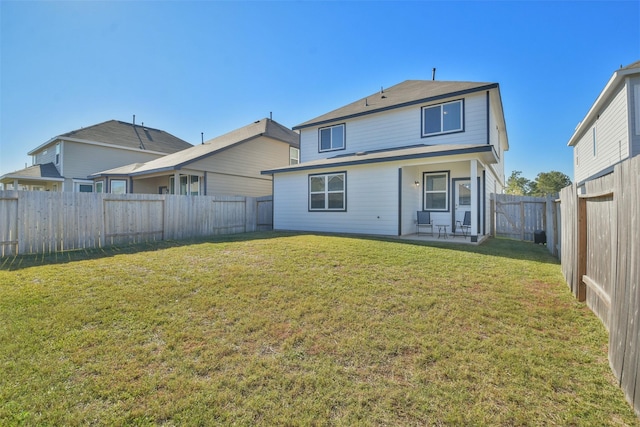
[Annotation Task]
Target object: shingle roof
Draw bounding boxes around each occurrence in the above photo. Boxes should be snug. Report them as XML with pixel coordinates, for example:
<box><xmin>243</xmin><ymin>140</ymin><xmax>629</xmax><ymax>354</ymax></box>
<box><xmin>294</xmin><ymin>80</ymin><xmax>498</xmax><ymax>129</ymax></box>
<box><xmin>28</xmin><ymin>120</ymin><xmax>192</xmax><ymax>155</ymax></box>
<box><xmin>91</xmin><ymin>118</ymin><xmax>299</xmax><ymax>177</ymax></box>
<box><xmin>621</xmin><ymin>60</ymin><xmax>640</xmax><ymax>71</ymax></box>
<box><xmin>0</xmin><ymin>162</ymin><xmax>64</xmax><ymax>181</ymax></box>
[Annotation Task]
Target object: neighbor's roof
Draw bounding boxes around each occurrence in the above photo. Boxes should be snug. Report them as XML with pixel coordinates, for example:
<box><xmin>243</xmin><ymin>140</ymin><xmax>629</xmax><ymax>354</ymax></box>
<box><xmin>28</xmin><ymin>120</ymin><xmax>193</xmax><ymax>155</ymax></box>
<box><xmin>262</xmin><ymin>143</ymin><xmax>497</xmax><ymax>175</ymax></box>
<box><xmin>0</xmin><ymin>162</ymin><xmax>64</xmax><ymax>182</ymax></box>
<box><xmin>568</xmin><ymin>60</ymin><xmax>640</xmax><ymax>147</ymax></box>
<box><xmin>294</xmin><ymin>80</ymin><xmax>499</xmax><ymax>130</ymax></box>
<box><xmin>91</xmin><ymin>118</ymin><xmax>299</xmax><ymax>177</ymax></box>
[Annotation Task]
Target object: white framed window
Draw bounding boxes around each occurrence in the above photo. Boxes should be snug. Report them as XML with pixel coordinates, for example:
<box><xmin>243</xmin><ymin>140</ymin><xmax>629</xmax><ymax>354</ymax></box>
<box><xmin>110</xmin><ymin>179</ymin><xmax>127</xmax><ymax>194</ymax></box>
<box><xmin>95</xmin><ymin>181</ymin><xmax>104</xmax><ymax>193</ymax></box>
<box><xmin>55</xmin><ymin>143</ymin><xmax>61</xmax><ymax>164</ymax></box>
<box><xmin>309</xmin><ymin>172</ymin><xmax>346</xmax><ymax>211</ymax></box>
<box><xmin>423</xmin><ymin>171</ymin><xmax>449</xmax><ymax>211</ymax></box>
<box><xmin>169</xmin><ymin>175</ymin><xmax>200</xmax><ymax>195</ymax></box>
<box><xmin>422</xmin><ymin>100</ymin><xmax>464</xmax><ymax>137</ymax></box>
<box><xmin>74</xmin><ymin>179</ymin><xmax>94</xmax><ymax>193</ymax></box>
<box><xmin>290</xmin><ymin>147</ymin><xmax>300</xmax><ymax>165</ymax></box>
<box><xmin>319</xmin><ymin>124</ymin><xmax>345</xmax><ymax>152</ymax></box>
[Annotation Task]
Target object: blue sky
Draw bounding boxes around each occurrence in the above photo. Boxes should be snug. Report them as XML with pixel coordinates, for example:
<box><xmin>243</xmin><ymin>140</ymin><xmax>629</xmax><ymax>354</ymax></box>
<box><xmin>1</xmin><ymin>1</ymin><xmax>638</xmax><ymax>182</ymax></box>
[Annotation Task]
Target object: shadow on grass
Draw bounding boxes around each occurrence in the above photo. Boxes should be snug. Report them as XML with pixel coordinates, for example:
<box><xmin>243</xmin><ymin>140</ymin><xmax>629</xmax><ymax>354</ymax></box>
<box><xmin>0</xmin><ymin>231</ymin><xmax>559</xmax><ymax>271</ymax></box>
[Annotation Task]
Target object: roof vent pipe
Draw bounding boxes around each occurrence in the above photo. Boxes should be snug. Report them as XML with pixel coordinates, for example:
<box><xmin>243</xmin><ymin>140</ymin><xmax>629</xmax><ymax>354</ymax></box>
<box><xmin>432</xmin><ymin>68</ymin><xmax>436</xmax><ymax>80</ymax></box>
<box><xmin>270</xmin><ymin>111</ymin><xmax>273</xmax><ymax>120</ymax></box>
<box><xmin>133</xmin><ymin>114</ymin><xmax>135</xmax><ymax>126</ymax></box>
<box><xmin>201</xmin><ymin>132</ymin><xmax>204</xmax><ymax>145</ymax></box>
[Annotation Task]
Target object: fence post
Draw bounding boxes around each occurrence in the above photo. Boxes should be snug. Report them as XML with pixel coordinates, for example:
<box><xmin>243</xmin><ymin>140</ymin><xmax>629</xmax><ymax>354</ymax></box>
<box><xmin>577</xmin><ymin>196</ymin><xmax>587</xmax><ymax>302</ymax></box>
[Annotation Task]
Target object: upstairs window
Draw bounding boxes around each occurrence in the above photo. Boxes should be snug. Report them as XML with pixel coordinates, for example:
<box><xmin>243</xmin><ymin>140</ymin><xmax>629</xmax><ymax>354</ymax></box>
<box><xmin>319</xmin><ymin>124</ymin><xmax>345</xmax><ymax>152</ymax></box>
<box><xmin>422</xmin><ymin>100</ymin><xmax>464</xmax><ymax>137</ymax></box>
<box><xmin>290</xmin><ymin>147</ymin><xmax>300</xmax><ymax>165</ymax></box>
<box><xmin>309</xmin><ymin>172</ymin><xmax>346</xmax><ymax>211</ymax></box>
<box><xmin>55</xmin><ymin>143</ymin><xmax>61</xmax><ymax>164</ymax></box>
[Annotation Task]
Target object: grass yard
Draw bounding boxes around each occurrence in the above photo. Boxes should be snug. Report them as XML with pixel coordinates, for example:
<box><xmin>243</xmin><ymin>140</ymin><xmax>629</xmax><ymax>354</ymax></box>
<box><xmin>1</xmin><ymin>232</ymin><xmax>638</xmax><ymax>426</ymax></box>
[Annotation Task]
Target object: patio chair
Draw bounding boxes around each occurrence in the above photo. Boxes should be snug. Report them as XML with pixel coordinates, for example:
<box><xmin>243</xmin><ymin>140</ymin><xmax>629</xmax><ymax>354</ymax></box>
<box><xmin>417</xmin><ymin>211</ymin><xmax>433</xmax><ymax>236</ymax></box>
<box><xmin>455</xmin><ymin>211</ymin><xmax>471</xmax><ymax>237</ymax></box>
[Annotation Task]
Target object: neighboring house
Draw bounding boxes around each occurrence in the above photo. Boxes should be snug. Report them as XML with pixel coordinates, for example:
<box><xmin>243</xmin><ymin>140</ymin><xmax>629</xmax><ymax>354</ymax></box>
<box><xmin>262</xmin><ymin>80</ymin><xmax>509</xmax><ymax>241</ymax></box>
<box><xmin>568</xmin><ymin>60</ymin><xmax>640</xmax><ymax>186</ymax></box>
<box><xmin>0</xmin><ymin>119</ymin><xmax>192</xmax><ymax>192</ymax></box>
<box><xmin>89</xmin><ymin>118</ymin><xmax>300</xmax><ymax>197</ymax></box>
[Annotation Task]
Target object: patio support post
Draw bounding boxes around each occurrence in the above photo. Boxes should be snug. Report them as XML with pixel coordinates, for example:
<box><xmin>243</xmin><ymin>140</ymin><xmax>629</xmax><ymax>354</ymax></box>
<box><xmin>470</xmin><ymin>159</ymin><xmax>478</xmax><ymax>240</ymax></box>
<box><xmin>174</xmin><ymin>172</ymin><xmax>180</xmax><ymax>195</ymax></box>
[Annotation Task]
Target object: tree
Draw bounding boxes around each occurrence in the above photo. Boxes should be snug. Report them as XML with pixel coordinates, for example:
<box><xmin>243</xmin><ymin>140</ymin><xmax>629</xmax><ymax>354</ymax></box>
<box><xmin>505</xmin><ymin>170</ymin><xmax>534</xmax><ymax>195</ymax></box>
<box><xmin>532</xmin><ymin>171</ymin><xmax>572</xmax><ymax>196</ymax></box>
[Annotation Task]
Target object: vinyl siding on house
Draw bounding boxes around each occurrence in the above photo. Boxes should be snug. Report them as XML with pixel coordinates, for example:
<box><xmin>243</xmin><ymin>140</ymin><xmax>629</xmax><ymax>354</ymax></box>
<box><xmin>33</xmin><ymin>143</ymin><xmax>59</xmax><ymax>168</ymax></box>
<box><xmin>273</xmin><ymin>163</ymin><xmax>399</xmax><ymax>235</ymax></box>
<box><xmin>190</xmin><ymin>136</ymin><xmax>289</xmax><ymax>197</ymax></box>
<box><xmin>488</xmin><ymin>97</ymin><xmax>506</xmax><ymax>186</ymax></box>
<box><xmin>574</xmin><ymin>83</ymin><xmax>630</xmax><ymax>183</ymax></box>
<box><xmin>299</xmin><ymin>93</ymin><xmax>488</xmax><ymax>163</ymax></box>
<box><xmin>63</xmin><ymin>141</ymin><xmax>166</xmax><ymax>186</ymax></box>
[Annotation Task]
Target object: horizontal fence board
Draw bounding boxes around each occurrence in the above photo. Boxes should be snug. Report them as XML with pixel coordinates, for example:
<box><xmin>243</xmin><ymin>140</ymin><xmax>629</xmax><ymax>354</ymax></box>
<box><xmin>0</xmin><ymin>191</ymin><xmax>272</xmax><ymax>256</ymax></box>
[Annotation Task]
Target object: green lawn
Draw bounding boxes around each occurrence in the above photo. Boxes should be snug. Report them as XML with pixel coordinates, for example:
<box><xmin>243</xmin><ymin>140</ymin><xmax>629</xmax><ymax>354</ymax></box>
<box><xmin>1</xmin><ymin>233</ymin><xmax>638</xmax><ymax>426</ymax></box>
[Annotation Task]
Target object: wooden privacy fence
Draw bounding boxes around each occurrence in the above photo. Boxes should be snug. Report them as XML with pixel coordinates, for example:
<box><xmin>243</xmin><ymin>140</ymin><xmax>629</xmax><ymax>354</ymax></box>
<box><xmin>490</xmin><ymin>194</ymin><xmax>560</xmax><ymax>257</ymax></box>
<box><xmin>0</xmin><ymin>191</ymin><xmax>273</xmax><ymax>256</ymax></box>
<box><xmin>559</xmin><ymin>155</ymin><xmax>640</xmax><ymax>417</ymax></box>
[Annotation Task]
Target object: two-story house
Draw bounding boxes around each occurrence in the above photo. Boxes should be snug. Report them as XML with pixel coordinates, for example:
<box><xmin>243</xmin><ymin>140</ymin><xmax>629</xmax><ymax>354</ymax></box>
<box><xmin>262</xmin><ymin>80</ymin><xmax>509</xmax><ymax>242</ymax></box>
<box><xmin>0</xmin><ymin>119</ymin><xmax>192</xmax><ymax>192</ymax></box>
<box><xmin>568</xmin><ymin>60</ymin><xmax>640</xmax><ymax>187</ymax></box>
<box><xmin>89</xmin><ymin>118</ymin><xmax>300</xmax><ymax>197</ymax></box>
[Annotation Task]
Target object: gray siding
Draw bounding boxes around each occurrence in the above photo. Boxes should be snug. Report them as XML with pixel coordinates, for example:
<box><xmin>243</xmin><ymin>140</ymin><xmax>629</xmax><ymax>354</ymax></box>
<box><xmin>574</xmin><ymin>83</ymin><xmax>629</xmax><ymax>183</ymax></box>
<box><xmin>190</xmin><ymin>136</ymin><xmax>289</xmax><ymax>197</ymax></box>
<box><xmin>63</xmin><ymin>141</ymin><xmax>165</xmax><ymax>181</ymax></box>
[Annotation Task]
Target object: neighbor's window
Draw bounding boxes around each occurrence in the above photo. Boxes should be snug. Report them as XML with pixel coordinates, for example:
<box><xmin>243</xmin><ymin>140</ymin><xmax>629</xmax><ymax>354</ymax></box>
<box><xmin>319</xmin><ymin>124</ymin><xmax>345</xmax><ymax>152</ymax></box>
<box><xmin>309</xmin><ymin>172</ymin><xmax>346</xmax><ymax>211</ymax></box>
<box><xmin>290</xmin><ymin>147</ymin><xmax>300</xmax><ymax>165</ymax></box>
<box><xmin>110</xmin><ymin>180</ymin><xmax>127</xmax><ymax>194</ymax></box>
<box><xmin>422</xmin><ymin>100</ymin><xmax>463</xmax><ymax>137</ymax></box>
<box><xmin>423</xmin><ymin>172</ymin><xmax>449</xmax><ymax>211</ymax></box>
<box><xmin>169</xmin><ymin>175</ymin><xmax>200</xmax><ymax>195</ymax></box>
<box><xmin>189</xmin><ymin>175</ymin><xmax>200</xmax><ymax>195</ymax></box>
<box><xmin>55</xmin><ymin>143</ymin><xmax>61</xmax><ymax>164</ymax></box>
<box><xmin>78</xmin><ymin>184</ymin><xmax>93</xmax><ymax>193</ymax></box>
<box><xmin>95</xmin><ymin>181</ymin><xmax>104</xmax><ymax>193</ymax></box>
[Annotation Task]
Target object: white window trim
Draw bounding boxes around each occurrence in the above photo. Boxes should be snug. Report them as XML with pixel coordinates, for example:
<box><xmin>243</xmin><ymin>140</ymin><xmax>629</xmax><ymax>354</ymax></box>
<box><xmin>290</xmin><ymin>147</ymin><xmax>300</xmax><ymax>165</ymax></box>
<box><xmin>423</xmin><ymin>171</ymin><xmax>449</xmax><ymax>211</ymax></box>
<box><xmin>309</xmin><ymin>172</ymin><xmax>346</xmax><ymax>211</ymax></box>
<box><xmin>421</xmin><ymin>100</ymin><xmax>464</xmax><ymax>137</ymax></box>
<box><xmin>318</xmin><ymin>124</ymin><xmax>346</xmax><ymax>152</ymax></box>
<box><xmin>110</xmin><ymin>179</ymin><xmax>128</xmax><ymax>194</ymax></box>
<box><xmin>95</xmin><ymin>180</ymin><xmax>105</xmax><ymax>193</ymax></box>
<box><xmin>73</xmin><ymin>179</ymin><xmax>94</xmax><ymax>193</ymax></box>
<box><xmin>169</xmin><ymin>174</ymin><xmax>201</xmax><ymax>195</ymax></box>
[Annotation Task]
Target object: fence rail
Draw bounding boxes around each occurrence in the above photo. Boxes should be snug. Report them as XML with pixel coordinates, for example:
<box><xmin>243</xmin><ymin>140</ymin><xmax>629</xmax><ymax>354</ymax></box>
<box><xmin>0</xmin><ymin>191</ymin><xmax>273</xmax><ymax>256</ymax></box>
<box><xmin>559</xmin><ymin>155</ymin><xmax>640</xmax><ymax>417</ymax></box>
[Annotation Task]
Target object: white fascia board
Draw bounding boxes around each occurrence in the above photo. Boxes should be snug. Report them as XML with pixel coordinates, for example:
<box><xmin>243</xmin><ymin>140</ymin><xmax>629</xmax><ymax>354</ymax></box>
<box><xmin>567</xmin><ymin>66</ymin><xmax>640</xmax><ymax>147</ymax></box>
<box><xmin>0</xmin><ymin>174</ymin><xmax>64</xmax><ymax>182</ymax></box>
